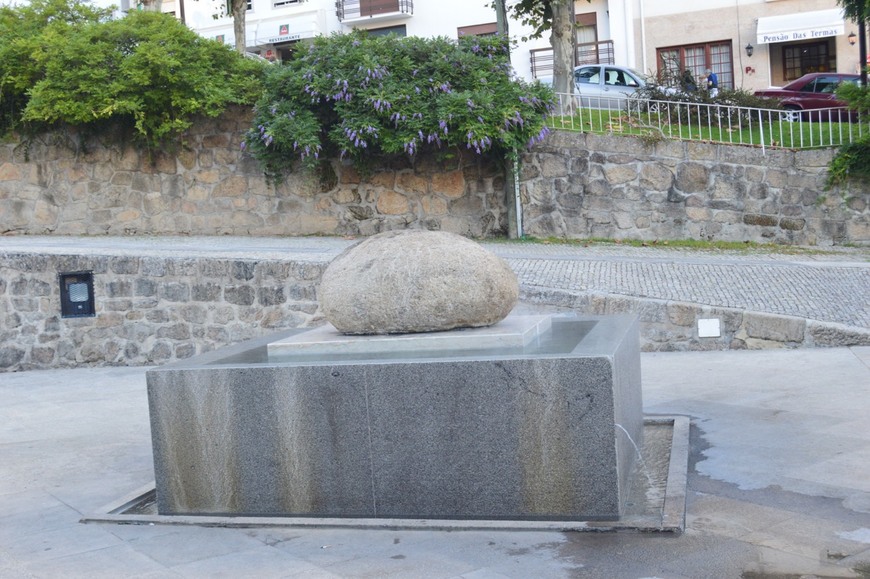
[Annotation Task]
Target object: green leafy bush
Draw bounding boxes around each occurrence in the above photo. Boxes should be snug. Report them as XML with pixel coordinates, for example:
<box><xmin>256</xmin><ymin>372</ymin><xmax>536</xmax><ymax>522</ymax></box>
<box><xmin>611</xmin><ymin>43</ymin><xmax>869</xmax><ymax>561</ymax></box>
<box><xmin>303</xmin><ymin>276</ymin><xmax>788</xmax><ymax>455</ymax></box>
<box><xmin>633</xmin><ymin>84</ymin><xmax>781</xmax><ymax>126</ymax></box>
<box><xmin>244</xmin><ymin>31</ymin><xmax>554</xmax><ymax>181</ymax></box>
<box><xmin>1</xmin><ymin>3</ymin><xmax>265</xmax><ymax>148</ymax></box>
<box><xmin>828</xmin><ymin>81</ymin><xmax>870</xmax><ymax>187</ymax></box>
<box><xmin>827</xmin><ymin>138</ymin><xmax>870</xmax><ymax>187</ymax></box>
<box><xmin>0</xmin><ymin>0</ymin><xmax>112</xmax><ymax>134</ymax></box>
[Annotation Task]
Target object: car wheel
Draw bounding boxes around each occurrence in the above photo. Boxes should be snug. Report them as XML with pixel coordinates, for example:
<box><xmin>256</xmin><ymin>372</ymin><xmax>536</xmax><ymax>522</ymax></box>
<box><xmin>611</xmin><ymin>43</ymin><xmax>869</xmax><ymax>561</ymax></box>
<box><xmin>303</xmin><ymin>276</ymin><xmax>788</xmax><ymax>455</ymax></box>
<box><xmin>779</xmin><ymin>107</ymin><xmax>802</xmax><ymax>122</ymax></box>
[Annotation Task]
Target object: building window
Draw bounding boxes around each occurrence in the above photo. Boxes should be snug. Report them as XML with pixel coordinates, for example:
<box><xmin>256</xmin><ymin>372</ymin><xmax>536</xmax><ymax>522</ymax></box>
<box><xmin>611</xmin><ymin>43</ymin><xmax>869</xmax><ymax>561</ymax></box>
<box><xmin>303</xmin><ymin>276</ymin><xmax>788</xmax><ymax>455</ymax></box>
<box><xmin>273</xmin><ymin>0</ymin><xmax>301</xmax><ymax>7</ymax></box>
<box><xmin>457</xmin><ymin>23</ymin><xmax>497</xmax><ymax>37</ymax></box>
<box><xmin>575</xmin><ymin>12</ymin><xmax>597</xmax><ymax>45</ymax></box>
<box><xmin>658</xmin><ymin>41</ymin><xmax>733</xmax><ymax>89</ymax></box>
<box><xmin>575</xmin><ymin>12</ymin><xmax>601</xmax><ymax>65</ymax></box>
<box><xmin>783</xmin><ymin>42</ymin><xmax>832</xmax><ymax>80</ymax></box>
<box><xmin>366</xmin><ymin>24</ymin><xmax>406</xmax><ymax>37</ymax></box>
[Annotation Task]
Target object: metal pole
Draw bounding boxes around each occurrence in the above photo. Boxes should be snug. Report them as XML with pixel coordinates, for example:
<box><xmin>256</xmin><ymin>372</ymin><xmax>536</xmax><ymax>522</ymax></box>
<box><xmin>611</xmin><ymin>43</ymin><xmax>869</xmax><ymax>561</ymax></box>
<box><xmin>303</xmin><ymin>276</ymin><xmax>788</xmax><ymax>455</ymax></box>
<box><xmin>514</xmin><ymin>151</ymin><xmax>523</xmax><ymax>238</ymax></box>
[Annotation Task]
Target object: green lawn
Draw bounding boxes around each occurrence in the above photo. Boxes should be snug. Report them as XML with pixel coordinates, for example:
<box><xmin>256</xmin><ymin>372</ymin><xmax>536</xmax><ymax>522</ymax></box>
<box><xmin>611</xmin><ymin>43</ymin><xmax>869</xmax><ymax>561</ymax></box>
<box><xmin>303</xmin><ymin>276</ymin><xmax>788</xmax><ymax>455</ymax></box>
<box><xmin>548</xmin><ymin>105</ymin><xmax>870</xmax><ymax>149</ymax></box>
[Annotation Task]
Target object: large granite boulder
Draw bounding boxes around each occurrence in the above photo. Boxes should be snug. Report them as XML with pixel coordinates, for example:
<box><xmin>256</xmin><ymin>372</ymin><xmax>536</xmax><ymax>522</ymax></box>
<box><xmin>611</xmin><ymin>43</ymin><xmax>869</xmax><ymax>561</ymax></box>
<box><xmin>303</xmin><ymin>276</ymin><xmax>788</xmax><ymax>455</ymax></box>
<box><xmin>319</xmin><ymin>230</ymin><xmax>519</xmax><ymax>334</ymax></box>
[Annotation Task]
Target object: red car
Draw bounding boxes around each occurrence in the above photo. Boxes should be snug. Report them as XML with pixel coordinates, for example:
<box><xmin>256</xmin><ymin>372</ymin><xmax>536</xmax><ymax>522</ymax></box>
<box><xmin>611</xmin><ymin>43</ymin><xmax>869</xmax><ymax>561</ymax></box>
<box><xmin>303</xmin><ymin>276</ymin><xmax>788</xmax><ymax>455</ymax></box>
<box><xmin>754</xmin><ymin>73</ymin><xmax>860</xmax><ymax>121</ymax></box>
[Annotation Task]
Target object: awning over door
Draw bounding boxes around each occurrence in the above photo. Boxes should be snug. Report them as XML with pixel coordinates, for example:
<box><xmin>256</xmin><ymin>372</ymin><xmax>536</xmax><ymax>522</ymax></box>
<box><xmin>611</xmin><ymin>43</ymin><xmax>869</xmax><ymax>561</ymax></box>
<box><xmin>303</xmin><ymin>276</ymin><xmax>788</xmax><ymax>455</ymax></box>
<box><xmin>756</xmin><ymin>8</ymin><xmax>845</xmax><ymax>45</ymax></box>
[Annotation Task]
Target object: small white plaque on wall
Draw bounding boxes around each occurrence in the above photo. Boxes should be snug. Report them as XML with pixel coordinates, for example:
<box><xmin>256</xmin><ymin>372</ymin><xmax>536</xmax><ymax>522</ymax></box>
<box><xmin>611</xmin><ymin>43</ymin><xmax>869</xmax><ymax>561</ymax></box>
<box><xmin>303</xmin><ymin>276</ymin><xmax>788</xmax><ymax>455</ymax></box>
<box><xmin>698</xmin><ymin>318</ymin><xmax>721</xmax><ymax>338</ymax></box>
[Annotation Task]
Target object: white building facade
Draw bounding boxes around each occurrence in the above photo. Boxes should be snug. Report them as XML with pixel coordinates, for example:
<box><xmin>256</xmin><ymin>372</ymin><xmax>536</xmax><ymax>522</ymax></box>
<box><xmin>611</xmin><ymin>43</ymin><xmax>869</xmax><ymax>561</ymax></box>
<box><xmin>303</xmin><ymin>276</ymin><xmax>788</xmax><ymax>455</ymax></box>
<box><xmin>175</xmin><ymin>0</ymin><xmax>861</xmax><ymax>91</ymax></box>
<box><xmin>177</xmin><ymin>0</ymin><xmax>614</xmax><ymax>81</ymax></box>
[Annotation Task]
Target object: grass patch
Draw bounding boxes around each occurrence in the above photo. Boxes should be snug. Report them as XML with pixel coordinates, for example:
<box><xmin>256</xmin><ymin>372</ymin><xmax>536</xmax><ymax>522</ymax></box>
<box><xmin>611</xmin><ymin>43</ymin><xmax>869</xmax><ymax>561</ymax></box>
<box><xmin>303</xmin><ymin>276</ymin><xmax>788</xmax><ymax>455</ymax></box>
<box><xmin>497</xmin><ymin>236</ymin><xmax>858</xmax><ymax>256</ymax></box>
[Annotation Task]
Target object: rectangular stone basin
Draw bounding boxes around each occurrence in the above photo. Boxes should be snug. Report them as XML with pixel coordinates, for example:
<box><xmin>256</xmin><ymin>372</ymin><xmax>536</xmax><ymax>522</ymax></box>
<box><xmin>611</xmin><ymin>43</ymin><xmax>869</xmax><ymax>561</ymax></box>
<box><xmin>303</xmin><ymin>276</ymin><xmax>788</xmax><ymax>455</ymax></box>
<box><xmin>146</xmin><ymin>313</ymin><xmax>643</xmax><ymax>521</ymax></box>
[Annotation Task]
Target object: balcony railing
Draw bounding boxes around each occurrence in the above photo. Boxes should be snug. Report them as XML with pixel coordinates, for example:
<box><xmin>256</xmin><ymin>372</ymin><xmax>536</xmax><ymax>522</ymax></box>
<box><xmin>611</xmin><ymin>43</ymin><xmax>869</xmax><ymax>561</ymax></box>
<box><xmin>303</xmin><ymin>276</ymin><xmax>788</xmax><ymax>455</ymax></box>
<box><xmin>530</xmin><ymin>40</ymin><xmax>615</xmax><ymax>80</ymax></box>
<box><xmin>335</xmin><ymin>0</ymin><xmax>413</xmax><ymax>22</ymax></box>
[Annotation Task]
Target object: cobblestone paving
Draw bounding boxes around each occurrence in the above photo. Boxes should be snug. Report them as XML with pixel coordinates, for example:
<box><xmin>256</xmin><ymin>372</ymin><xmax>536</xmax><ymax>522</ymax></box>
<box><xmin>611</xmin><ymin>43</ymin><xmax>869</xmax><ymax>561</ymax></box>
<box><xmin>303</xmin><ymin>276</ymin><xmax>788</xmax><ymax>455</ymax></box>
<box><xmin>480</xmin><ymin>243</ymin><xmax>870</xmax><ymax>328</ymax></box>
<box><xmin>505</xmin><ymin>258</ymin><xmax>870</xmax><ymax>328</ymax></box>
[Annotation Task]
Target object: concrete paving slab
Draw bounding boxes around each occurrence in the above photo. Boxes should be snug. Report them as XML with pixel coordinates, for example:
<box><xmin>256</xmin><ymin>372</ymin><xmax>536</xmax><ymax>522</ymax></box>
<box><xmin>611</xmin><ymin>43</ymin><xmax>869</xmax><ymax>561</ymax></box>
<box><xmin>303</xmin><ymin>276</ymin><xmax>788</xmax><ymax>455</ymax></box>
<box><xmin>642</xmin><ymin>348</ymin><xmax>870</xmax><ymax>506</ymax></box>
<box><xmin>2</xmin><ymin>523</ymin><xmax>124</xmax><ymax>564</ymax></box>
<box><xmin>22</xmin><ymin>544</ymin><xmax>170</xmax><ymax>579</ymax></box>
<box><xmin>744</xmin><ymin>546</ymin><xmax>858</xmax><ymax>578</ymax></box>
<box><xmin>687</xmin><ymin>493</ymin><xmax>797</xmax><ymax>540</ymax></box>
<box><xmin>166</xmin><ymin>546</ymin><xmax>323</xmax><ymax>578</ymax></box>
<box><xmin>3</xmin><ymin>346</ymin><xmax>870</xmax><ymax>577</ymax></box>
<box><xmin>742</xmin><ymin>513</ymin><xmax>870</xmax><ymax>563</ymax></box>
<box><xmin>854</xmin><ymin>346</ymin><xmax>870</xmax><ymax>366</ymax></box>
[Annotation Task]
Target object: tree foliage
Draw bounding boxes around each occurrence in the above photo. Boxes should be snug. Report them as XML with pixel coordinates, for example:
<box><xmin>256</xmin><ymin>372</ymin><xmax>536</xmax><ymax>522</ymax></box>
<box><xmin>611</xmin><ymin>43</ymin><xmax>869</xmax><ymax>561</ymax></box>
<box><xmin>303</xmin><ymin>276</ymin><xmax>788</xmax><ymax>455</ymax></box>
<box><xmin>1</xmin><ymin>2</ymin><xmax>265</xmax><ymax>147</ymax></box>
<box><xmin>495</xmin><ymin>0</ymin><xmax>589</xmax><ymax>96</ymax></box>
<box><xmin>829</xmin><ymin>80</ymin><xmax>870</xmax><ymax>186</ymax></box>
<box><xmin>244</xmin><ymin>31</ymin><xmax>554</xmax><ymax>181</ymax></box>
<box><xmin>836</xmin><ymin>0</ymin><xmax>870</xmax><ymax>21</ymax></box>
<box><xmin>500</xmin><ymin>0</ymin><xmax>588</xmax><ymax>41</ymax></box>
<box><xmin>0</xmin><ymin>0</ymin><xmax>112</xmax><ymax>133</ymax></box>
<box><xmin>502</xmin><ymin>0</ymin><xmax>555</xmax><ymax>40</ymax></box>
<box><xmin>830</xmin><ymin>0</ymin><xmax>870</xmax><ymax>187</ymax></box>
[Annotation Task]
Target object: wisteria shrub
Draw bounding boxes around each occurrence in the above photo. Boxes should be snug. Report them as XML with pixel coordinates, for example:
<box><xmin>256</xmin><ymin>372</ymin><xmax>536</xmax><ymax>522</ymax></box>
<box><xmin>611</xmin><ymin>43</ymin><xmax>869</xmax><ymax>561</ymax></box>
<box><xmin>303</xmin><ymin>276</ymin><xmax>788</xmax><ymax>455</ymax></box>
<box><xmin>244</xmin><ymin>31</ymin><xmax>554</xmax><ymax>181</ymax></box>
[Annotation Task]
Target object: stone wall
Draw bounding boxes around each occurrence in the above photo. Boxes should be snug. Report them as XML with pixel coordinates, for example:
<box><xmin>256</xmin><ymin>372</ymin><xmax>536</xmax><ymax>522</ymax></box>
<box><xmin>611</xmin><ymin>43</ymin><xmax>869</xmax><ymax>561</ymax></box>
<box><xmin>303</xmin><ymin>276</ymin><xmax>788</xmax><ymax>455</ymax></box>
<box><xmin>0</xmin><ymin>252</ymin><xmax>324</xmax><ymax>371</ymax></box>
<box><xmin>1</xmin><ymin>109</ymin><xmax>868</xmax><ymax>245</ymax></box>
<box><xmin>3</xmin><ymin>249</ymin><xmax>866</xmax><ymax>373</ymax></box>
<box><xmin>0</xmin><ymin>108</ymin><xmax>507</xmax><ymax>239</ymax></box>
<box><xmin>520</xmin><ymin>132</ymin><xmax>869</xmax><ymax>246</ymax></box>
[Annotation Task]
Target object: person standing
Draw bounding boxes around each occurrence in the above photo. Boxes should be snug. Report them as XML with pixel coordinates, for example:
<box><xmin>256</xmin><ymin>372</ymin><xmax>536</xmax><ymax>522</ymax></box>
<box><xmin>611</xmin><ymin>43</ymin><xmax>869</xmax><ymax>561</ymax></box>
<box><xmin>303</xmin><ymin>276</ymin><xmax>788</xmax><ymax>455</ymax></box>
<box><xmin>681</xmin><ymin>69</ymin><xmax>697</xmax><ymax>92</ymax></box>
<box><xmin>705</xmin><ymin>69</ymin><xmax>719</xmax><ymax>97</ymax></box>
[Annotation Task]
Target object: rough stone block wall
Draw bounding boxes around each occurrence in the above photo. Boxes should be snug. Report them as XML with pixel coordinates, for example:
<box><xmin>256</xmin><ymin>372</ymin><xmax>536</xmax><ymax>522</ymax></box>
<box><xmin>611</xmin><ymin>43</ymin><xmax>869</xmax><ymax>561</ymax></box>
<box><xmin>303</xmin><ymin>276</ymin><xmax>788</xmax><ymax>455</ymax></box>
<box><xmin>3</xmin><ymin>249</ymin><xmax>866</xmax><ymax>373</ymax></box>
<box><xmin>0</xmin><ymin>108</ymin><xmax>507</xmax><ymax>239</ymax></box>
<box><xmin>520</xmin><ymin>132</ymin><xmax>869</xmax><ymax>246</ymax></box>
<box><xmin>0</xmin><ymin>253</ymin><xmax>324</xmax><ymax>371</ymax></box>
<box><xmin>1</xmin><ymin>109</ymin><xmax>867</xmax><ymax>244</ymax></box>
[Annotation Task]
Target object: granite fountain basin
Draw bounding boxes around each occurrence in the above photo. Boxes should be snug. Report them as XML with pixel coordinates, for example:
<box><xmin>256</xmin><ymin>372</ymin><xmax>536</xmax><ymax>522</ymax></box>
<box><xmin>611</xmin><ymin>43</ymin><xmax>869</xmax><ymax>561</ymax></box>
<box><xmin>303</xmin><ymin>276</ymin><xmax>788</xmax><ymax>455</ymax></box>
<box><xmin>145</xmin><ymin>313</ymin><xmax>643</xmax><ymax>521</ymax></box>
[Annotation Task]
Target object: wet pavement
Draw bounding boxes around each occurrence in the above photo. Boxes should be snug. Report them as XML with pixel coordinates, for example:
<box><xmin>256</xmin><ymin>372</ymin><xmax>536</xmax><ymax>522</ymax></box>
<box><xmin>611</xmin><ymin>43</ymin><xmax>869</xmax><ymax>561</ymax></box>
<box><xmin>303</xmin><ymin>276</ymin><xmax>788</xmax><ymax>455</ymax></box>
<box><xmin>1</xmin><ymin>236</ymin><xmax>870</xmax><ymax>577</ymax></box>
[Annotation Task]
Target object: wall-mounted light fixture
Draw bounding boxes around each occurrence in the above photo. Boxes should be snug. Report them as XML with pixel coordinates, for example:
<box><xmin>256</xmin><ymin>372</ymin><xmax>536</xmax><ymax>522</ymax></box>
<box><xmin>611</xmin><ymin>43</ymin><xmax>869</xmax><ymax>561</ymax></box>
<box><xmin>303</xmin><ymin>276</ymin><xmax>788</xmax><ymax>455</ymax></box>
<box><xmin>849</xmin><ymin>32</ymin><xmax>857</xmax><ymax>45</ymax></box>
<box><xmin>59</xmin><ymin>271</ymin><xmax>95</xmax><ymax>318</ymax></box>
<box><xmin>745</xmin><ymin>43</ymin><xmax>754</xmax><ymax>57</ymax></box>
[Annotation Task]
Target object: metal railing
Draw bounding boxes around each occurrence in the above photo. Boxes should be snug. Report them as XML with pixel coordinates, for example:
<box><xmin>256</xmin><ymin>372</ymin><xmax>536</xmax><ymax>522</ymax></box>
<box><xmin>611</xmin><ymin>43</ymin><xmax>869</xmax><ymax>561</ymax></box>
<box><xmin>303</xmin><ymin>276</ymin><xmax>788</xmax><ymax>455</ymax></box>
<box><xmin>530</xmin><ymin>40</ymin><xmax>615</xmax><ymax>80</ymax></box>
<box><xmin>335</xmin><ymin>0</ymin><xmax>413</xmax><ymax>21</ymax></box>
<box><xmin>547</xmin><ymin>92</ymin><xmax>869</xmax><ymax>151</ymax></box>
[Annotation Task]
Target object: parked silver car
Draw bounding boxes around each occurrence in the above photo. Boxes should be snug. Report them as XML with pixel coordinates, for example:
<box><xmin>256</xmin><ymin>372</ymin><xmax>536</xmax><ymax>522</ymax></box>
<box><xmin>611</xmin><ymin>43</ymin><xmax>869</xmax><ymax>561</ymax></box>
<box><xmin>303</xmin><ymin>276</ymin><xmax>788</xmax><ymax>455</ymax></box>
<box><xmin>572</xmin><ymin>64</ymin><xmax>647</xmax><ymax>108</ymax></box>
